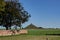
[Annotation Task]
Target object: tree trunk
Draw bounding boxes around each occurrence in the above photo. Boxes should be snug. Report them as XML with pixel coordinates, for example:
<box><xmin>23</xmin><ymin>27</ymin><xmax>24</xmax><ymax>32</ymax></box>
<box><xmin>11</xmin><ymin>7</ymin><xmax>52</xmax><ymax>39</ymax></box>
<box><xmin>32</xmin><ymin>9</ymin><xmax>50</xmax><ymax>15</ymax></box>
<box><xmin>6</xmin><ymin>27</ymin><xmax>9</xmax><ymax>30</ymax></box>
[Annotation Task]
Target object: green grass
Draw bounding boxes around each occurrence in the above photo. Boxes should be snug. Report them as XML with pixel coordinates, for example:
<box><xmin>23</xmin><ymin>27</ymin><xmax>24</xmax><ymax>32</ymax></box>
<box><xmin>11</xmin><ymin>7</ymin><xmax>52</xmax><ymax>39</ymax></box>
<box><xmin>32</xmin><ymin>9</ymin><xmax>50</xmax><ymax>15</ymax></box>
<box><xmin>28</xmin><ymin>29</ymin><xmax>60</xmax><ymax>35</ymax></box>
<box><xmin>0</xmin><ymin>29</ymin><xmax>60</xmax><ymax>40</ymax></box>
<box><xmin>0</xmin><ymin>35</ymin><xmax>60</xmax><ymax>40</ymax></box>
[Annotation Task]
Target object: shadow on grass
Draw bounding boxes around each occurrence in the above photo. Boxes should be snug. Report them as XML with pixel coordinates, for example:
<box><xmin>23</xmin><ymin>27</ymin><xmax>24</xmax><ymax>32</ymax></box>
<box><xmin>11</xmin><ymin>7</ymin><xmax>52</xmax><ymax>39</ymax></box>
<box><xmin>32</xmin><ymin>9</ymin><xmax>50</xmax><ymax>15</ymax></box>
<box><xmin>46</xmin><ymin>34</ymin><xmax>60</xmax><ymax>36</ymax></box>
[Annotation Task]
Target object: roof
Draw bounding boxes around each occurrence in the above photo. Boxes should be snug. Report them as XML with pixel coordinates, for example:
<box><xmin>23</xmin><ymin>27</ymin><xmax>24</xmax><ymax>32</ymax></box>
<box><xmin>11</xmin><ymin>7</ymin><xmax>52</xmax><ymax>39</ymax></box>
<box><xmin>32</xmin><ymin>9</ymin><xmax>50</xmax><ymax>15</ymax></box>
<box><xmin>25</xmin><ymin>23</ymin><xmax>38</xmax><ymax>29</ymax></box>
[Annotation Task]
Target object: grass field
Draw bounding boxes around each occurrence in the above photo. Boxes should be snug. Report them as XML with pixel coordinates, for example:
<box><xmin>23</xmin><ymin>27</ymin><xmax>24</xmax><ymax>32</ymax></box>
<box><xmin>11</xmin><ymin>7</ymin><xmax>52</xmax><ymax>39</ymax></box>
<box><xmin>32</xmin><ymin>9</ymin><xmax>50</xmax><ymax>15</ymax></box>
<box><xmin>28</xmin><ymin>29</ymin><xmax>60</xmax><ymax>35</ymax></box>
<box><xmin>0</xmin><ymin>29</ymin><xmax>60</xmax><ymax>40</ymax></box>
<box><xmin>0</xmin><ymin>35</ymin><xmax>60</xmax><ymax>40</ymax></box>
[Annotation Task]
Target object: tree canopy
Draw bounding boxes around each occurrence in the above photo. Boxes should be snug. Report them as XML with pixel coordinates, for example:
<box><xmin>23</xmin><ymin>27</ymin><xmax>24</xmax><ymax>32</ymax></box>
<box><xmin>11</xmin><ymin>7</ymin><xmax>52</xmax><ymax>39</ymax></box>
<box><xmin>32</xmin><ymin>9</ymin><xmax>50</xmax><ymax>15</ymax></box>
<box><xmin>0</xmin><ymin>0</ymin><xmax>31</xmax><ymax>30</ymax></box>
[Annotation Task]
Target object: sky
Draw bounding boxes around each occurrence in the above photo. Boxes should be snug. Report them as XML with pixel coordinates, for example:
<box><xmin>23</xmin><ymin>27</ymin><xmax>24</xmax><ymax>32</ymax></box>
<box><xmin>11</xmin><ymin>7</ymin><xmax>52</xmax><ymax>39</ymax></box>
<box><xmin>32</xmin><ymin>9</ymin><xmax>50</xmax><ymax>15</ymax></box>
<box><xmin>19</xmin><ymin>0</ymin><xmax>60</xmax><ymax>28</ymax></box>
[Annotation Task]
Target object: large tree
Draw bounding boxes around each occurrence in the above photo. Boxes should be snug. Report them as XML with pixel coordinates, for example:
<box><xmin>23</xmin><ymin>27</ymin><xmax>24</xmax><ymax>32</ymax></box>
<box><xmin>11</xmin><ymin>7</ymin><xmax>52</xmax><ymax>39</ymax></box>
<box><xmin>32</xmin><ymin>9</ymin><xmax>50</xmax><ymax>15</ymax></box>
<box><xmin>0</xmin><ymin>0</ymin><xmax>5</xmax><ymax>25</ymax></box>
<box><xmin>0</xmin><ymin>0</ymin><xmax>31</xmax><ymax>30</ymax></box>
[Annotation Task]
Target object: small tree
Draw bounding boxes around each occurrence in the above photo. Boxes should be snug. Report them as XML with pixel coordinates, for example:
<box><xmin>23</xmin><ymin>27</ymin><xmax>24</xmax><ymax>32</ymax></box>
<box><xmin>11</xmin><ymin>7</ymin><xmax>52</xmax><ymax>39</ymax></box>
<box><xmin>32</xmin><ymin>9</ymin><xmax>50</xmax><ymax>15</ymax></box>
<box><xmin>0</xmin><ymin>0</ymin><xmax>31</xmax><ymax>30</ymax></box>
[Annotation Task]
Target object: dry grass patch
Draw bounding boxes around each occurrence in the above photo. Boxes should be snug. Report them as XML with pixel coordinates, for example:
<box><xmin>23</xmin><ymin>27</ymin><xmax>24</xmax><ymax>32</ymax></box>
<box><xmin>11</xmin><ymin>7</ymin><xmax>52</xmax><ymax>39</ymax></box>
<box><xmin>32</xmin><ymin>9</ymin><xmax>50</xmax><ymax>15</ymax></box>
<box><xmin>0</xmin><ymin>35</ymin><xmax>60</xmax><ymax>40</ymax></box>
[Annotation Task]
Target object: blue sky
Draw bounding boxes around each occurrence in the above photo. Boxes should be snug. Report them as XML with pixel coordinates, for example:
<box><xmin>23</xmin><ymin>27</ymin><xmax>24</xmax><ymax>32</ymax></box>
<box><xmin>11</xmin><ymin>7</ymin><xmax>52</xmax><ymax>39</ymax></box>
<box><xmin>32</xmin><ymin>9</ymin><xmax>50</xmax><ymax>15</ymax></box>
<box><xmin>20</xmin><ymin>0</ymin><xmax>60</xmax><ymax>28</ymax></box>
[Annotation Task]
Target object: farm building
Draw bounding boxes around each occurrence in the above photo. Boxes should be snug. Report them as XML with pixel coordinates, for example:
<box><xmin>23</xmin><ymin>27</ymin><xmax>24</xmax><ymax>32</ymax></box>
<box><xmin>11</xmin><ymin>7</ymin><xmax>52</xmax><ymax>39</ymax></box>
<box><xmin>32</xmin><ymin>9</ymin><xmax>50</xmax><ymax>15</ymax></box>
<box><xmin>25</xmin><ymin>24</ymin><xmax>38</xmax><ymax>29</ymax></box>
<box><xmin>25</xmin><ymin>23</ymin><xmax>43</xmax><ymax>29</ymax></box>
